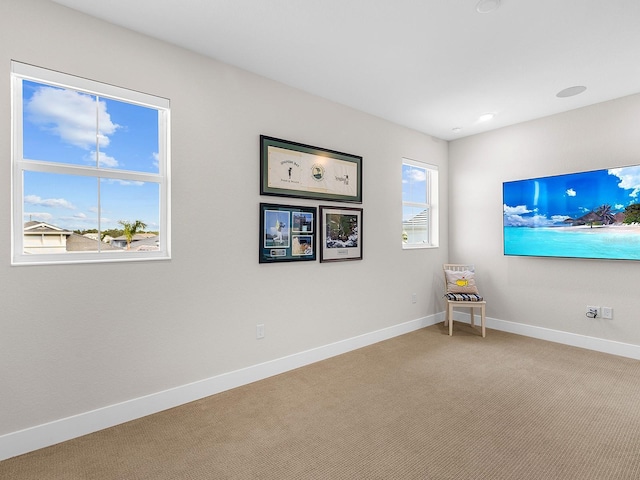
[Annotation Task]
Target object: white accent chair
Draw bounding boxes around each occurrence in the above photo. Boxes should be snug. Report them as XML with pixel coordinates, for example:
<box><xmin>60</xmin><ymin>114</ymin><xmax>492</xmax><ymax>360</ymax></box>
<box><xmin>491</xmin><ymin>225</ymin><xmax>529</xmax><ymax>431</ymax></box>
<box><xmin>443</xmin><ymin>264</ymin><xmax>486</xmax><ymax>337</ymax></box>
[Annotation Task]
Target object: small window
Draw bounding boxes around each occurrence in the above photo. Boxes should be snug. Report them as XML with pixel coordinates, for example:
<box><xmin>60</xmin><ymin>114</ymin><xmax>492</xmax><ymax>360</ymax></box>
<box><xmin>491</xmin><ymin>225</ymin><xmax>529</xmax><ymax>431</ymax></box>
<box><xmin>402</xmin><ymin>159</ymin><xmax>438</xmax><ymax>248</ymax></box>
<box><xmin>11</xmin><ymin>62</ymin><xmax>170</xmax><ymax>264</ymax></box>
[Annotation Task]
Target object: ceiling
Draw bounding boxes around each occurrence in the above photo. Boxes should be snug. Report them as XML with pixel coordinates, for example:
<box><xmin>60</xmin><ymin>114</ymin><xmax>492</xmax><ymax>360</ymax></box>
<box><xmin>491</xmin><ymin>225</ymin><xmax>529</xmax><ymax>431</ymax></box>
<box><xmin>50</xmin><ymin>0</ymin><xmax>640</xmax><ymax>140</ymax></box>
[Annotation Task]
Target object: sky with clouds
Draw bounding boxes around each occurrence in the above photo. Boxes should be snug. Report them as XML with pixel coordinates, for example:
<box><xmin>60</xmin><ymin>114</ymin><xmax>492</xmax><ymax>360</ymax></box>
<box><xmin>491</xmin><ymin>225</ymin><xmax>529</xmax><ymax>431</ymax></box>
<box><xmin>503</xmin><ymin>166</ymin><xmax>640</xmax><ymax>227</ymax></box>
<box><xmin>402</xmin><ymin>163</ymin><xmax>428</xmax><ymax>223</ymax></box>
<box><xmin>402</xmin><ymin>164</ymin><xmax>427</xmax><ymax>204</ymax></box>
<box><xmin>22</xmin><ymin>80</ymin><xmax>160</xmax><ymax>232</ymax></box>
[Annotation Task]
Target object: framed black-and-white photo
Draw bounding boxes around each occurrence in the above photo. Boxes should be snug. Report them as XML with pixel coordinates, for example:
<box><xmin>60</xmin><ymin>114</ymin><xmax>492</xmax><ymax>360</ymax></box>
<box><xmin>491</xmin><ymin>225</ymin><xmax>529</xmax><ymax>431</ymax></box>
<box><xmin>259</xmin><ymin>203</ymin><xmax>317</xmax><ymax>263</ymax></box>
<box><xmin>260</xmin><ymin>135</ymin><xmax>362</xmax><ymax>203</ymax></box>
<box><xmin>320</xmin><ymin>206</ymin><xmax>363</xmax><ymax>262</ymax></box>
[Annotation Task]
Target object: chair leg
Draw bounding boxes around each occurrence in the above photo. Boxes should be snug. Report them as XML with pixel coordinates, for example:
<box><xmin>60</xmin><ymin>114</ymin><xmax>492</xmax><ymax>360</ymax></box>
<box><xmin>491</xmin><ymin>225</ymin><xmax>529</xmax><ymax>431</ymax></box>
<box><xmin>445</xmin><ymin>302</ymin><xmax>486</xmax><ymax>337</ymax></box>
<box><xmin>444</xmin><ymin>302</ymin><xmax>449</xmax><ymax>327</ymax></box>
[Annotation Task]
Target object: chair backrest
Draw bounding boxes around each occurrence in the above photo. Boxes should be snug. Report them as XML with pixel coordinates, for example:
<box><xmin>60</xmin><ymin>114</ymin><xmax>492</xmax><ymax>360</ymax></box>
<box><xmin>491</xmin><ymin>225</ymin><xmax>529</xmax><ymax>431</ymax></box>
<box><xmin>443</xmin><ymin>264</ymin><xmax>474</xmax><ymax>272</ymax></box>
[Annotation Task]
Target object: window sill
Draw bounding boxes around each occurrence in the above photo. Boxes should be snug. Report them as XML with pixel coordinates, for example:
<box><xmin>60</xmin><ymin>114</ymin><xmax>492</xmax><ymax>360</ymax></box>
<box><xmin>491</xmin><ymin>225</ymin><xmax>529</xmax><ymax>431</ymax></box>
<box><xmin>402</xmin><ymin>243</ymin><xmax>439</xmax><ymax>250</ymax></box>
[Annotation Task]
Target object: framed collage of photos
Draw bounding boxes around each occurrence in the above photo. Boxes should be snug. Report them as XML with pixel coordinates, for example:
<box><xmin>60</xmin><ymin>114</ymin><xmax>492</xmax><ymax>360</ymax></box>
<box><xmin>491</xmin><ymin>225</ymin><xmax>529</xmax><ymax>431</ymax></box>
<box><xmin>259</xmin><ymin>135</ymin><xmax>363</xmax><ymax>265</ymax></box>
<box><xmin>259</xmin><ymin>203</ymin><xmax>317</xmax><ymax>263</ymax></box>
<box><xmin>320</xmin><ymin>206</ymin><xmax>363</xmax><ymax>262</ymax></box>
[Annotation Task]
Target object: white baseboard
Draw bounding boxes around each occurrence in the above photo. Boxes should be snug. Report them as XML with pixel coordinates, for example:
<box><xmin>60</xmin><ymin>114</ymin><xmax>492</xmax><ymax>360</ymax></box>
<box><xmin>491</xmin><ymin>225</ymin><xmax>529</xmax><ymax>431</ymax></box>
<box><xmin>4</xmin><ymin>311</ymin><xmax>638</xmax><ymax>462</ymax></box>
<box><xmin>489</xmin><ymin>317</ymin><xmax>640</xmax><ymax>360</ymax></box>
<box><xmin>0</xmin><ymin>314</ymin><xmax>441</xmax><ymax>461</ymax></box>
<box><xmin>452</xmin><ymin>311</ymin><xmax>640</xmax><ymax>360</ymax></box>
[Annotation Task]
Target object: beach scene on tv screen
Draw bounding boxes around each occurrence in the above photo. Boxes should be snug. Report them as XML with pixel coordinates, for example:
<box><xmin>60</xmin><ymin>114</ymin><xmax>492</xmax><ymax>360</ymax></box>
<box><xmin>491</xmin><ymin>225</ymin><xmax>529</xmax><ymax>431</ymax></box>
<box><xmin>503</xmin><ymin>165</ymin><xmax>640</xmax><ymax>260</ymax></box>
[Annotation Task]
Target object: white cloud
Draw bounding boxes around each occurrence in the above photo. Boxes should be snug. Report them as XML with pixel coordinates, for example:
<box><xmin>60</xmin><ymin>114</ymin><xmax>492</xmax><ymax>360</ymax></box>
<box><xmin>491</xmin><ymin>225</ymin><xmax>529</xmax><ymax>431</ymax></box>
<box><xmin>102</xmin><ymin>178</ymin><xmax>144</xmax><ymax>186</ymax></box>
<box><xmin>504</xmin><ymin>213</ymin><xmax>553</xmax><ymax>227</ymax></box>
<box><xmin>504</xmin><ymin>204</ymin><xmax>569</xmax><ymax>227</ymax></box>
<box><xmin>566</xmin><ymin>188</ymin><xmax>576</xmax><ymax>197</ymax></box>
<box><xmin>405</xmin><ymin>169</ymin><xmax>427</xmax><ymax>183</ymax></box>
<box><xmin>118</xmin><ymin>180</ymin><xmax>144</xmax><ymax>186</ymax></box>
<box><xmin>84</xmin><ymin>151</ymin><xmax>119</xmax><ymax>168</ymax></box>
<box><xmin>609</xmin><ymin>166</ymin><xmax>640</xmax><ymax>198</ymax></box>
<box><xmin>25</xmin><ymin>86</ymin><xmax>119</xmax><ymax>150</ymax></box>
<box><xmin>24</xmin><ymin>194</ymin><xmax>75</xmax><ymax>209</ymax></box>
<box><xmin>152</xmin><ymin>152</ymin><xmax>159</xmax><ymax>169</ymax></box>
<box><xmin>59</xmin><ymin>214</ymin><xmax>91</xmax><ymax>224</ymax></box>
<box><xmin>24</xmin><ymin>212</ymin><xmax>53</xmax><ymax>222</ymax></box>
<box><xmin>503</xmin><ymin>204</ymin><xmax>532</xmax><ymax>215</ymax></box>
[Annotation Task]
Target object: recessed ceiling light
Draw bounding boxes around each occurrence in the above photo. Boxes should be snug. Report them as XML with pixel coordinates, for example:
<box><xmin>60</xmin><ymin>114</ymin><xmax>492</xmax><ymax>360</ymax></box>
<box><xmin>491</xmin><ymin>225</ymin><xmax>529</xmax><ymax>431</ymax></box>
<box><xmin>476</xmin><ymin>0</ymin><xmax>501</xmax><ymax>14</ymax></box>
<box><xmin>556</xmin><ymin>86</ymin><xmax>587</xmax><ymax>98</ymax></box>
<box><xmin>452</xmin><ymin>127</ymin><xmax>462</xmax><ymax>134</ymax></box>
<box><xmin>478</xmin><ymin>112</ymin><xmax>496</xmax><ymax>122</ymax></box>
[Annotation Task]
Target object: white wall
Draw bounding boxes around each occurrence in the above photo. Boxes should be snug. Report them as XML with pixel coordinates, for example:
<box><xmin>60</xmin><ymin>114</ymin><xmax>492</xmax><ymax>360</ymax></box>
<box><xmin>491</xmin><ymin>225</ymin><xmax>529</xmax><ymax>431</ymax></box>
<box><xmin>449</xmin><ymin>94</ymin><xmax>640</xmax><ymax>346</ymax></box>
<box><xmin>0</xmin><ymin>0</ymin><xmax>448</xmax><ymax>455</ymax></box>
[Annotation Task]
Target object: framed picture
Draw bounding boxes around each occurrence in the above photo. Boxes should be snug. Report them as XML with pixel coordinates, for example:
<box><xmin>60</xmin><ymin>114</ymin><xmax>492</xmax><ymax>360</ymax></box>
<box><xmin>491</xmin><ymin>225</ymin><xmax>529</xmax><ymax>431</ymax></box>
<box><xmin>259</xmin><ymin>203</ymin><xmax>317</xmax><ymax>263</ymax></box>
<box><xmin>260</xmin><ymin>135</ymin><xmax>362</xmax><ymax>203</ymax></box>
<box><xmin>320</xmin><ymin>206</ymin><xmax>363</xmax><ymax>262</ymax></box>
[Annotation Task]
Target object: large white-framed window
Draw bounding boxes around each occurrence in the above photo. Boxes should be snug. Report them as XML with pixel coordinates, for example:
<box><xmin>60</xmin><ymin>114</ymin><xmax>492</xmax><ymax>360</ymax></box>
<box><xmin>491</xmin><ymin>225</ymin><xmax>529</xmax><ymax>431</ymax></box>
<box><xmin>11</xmin><ymin>62</ymin><xmax>170</xmax><ymax>265</ymax></box>
<box><xmin>402</xmin><ymin>158</ymin><xmax>438</xmax><ymax>248</ymax></box>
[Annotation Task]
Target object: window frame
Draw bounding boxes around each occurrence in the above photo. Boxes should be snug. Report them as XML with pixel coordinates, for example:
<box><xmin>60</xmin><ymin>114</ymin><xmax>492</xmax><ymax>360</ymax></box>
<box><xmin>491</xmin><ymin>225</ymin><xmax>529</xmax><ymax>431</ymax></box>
<box><xmin>11</xmin><ymin>61</ymin><xmax>171</xmax><ymax>265</ymax></box>
<box><xmin>402</xmin><ymin>158</ymin><xmax>439</xmax><ymax>249</ymax></box>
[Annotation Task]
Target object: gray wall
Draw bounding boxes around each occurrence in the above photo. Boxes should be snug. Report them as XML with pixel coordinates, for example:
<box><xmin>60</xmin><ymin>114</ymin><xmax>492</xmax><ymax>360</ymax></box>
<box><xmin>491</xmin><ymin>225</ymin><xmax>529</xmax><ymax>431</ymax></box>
<box><xmin>449</xmin><ymin>94</ymin><xmax>640</xmax><ymax>345</ymax></box>
<box><xmin>0</xmin><ymin>0</ymin><xmax>448</xmax><ymax>437</ymax></box>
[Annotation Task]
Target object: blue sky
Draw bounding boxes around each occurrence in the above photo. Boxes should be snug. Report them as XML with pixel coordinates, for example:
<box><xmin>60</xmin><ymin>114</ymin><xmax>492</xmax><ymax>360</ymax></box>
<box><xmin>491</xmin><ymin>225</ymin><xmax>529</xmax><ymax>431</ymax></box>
<box><xmin>503</xmin><ymin>166</ymin><xmax>640</xmax><ymax>227</ymax></box>
<box><xmin>22</xmin><ymin>80</ymin><xmax>160</xmax><ymax>232</ymax></box>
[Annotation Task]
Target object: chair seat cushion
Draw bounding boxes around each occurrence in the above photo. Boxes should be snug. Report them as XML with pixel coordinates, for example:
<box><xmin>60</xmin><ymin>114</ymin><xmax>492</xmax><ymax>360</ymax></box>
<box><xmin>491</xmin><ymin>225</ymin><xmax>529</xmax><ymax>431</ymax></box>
<box><xmin>445</xmin><ymin>293</ymin><xmax>484</xmax><ymax>302</ymax></box>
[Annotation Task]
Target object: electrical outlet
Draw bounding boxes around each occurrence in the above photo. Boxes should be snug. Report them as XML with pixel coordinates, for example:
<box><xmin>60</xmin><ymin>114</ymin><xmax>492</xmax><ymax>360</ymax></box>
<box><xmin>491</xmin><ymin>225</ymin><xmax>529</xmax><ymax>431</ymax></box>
<box><xmin>586</xmin><ymin>306</ymin><xmax>600</xmax><ymax>318</ymax></box>
<box><xmin>602</xmin><ymin>307</ymin><xmax>613</xmax><ymax>319</ymax></box>
<box><xmin>411</xmin><ymin>293</ymin><xmax>417</xmax><ymax>304</ymax></box>
<box><xmin>256</xmin><ymin>324</ymin><xmax>265</xmax><ymax>339</ymax></box>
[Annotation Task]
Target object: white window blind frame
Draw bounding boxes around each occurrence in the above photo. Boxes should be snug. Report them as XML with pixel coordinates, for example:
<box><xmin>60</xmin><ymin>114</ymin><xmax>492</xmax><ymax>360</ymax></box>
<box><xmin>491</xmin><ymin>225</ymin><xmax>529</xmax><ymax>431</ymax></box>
<box><xmin>402</xmin><ymin>159</ymin><xmax>439</xmax><ymax>249</ymax></box>
<box><xmin>11</xmin><ymin>62</ymin><xmax>171</xmax><ymax>265</ymax></box>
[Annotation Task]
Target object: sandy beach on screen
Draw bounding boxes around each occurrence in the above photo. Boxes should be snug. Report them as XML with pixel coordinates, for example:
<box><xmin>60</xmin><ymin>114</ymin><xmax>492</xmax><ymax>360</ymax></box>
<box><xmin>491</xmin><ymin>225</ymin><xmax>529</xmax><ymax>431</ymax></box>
<box><xmin>555</xmin><ymin>224</ymin><xmax>640</xmax><ymax>234</ymax></box>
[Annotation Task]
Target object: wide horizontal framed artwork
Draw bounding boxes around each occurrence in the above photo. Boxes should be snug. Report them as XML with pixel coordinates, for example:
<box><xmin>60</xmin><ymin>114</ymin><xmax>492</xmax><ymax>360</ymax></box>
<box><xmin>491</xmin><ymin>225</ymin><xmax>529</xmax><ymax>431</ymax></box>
<box><xmin>503</xmin><ymin>164</ymin><xmax>640</xmax><ymax>261</ymax></box>
<box><xmin>259</xmin><ymin>203</ymin><xmax>317</xmax><ymax>263</ymax></box>
<box><xmin>320</xmin><ymin>205</ymin><xmax>363</xmax><ymax>262</ymax></box>
<box><xmin>260</xmin><ymin>135</ymin><xmax>362</xmax><ymax>203</ymax></box>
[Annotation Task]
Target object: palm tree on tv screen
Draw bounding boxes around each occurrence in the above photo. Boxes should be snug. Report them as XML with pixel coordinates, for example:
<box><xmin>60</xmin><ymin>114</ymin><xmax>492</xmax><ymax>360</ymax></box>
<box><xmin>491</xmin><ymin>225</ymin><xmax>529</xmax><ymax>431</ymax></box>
<box><xmin>595</xmin><ymin>204</ymin><xmax>615</xmax><ymax>225</ymax></box>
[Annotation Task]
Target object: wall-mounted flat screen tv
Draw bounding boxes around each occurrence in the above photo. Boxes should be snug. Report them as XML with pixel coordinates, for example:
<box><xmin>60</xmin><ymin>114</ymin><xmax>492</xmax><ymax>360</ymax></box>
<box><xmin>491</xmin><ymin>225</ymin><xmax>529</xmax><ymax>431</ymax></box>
<box><xmin>503</xmin><ymin>165</ymin><xmax>640</xmax><ymax>260</ymax></box>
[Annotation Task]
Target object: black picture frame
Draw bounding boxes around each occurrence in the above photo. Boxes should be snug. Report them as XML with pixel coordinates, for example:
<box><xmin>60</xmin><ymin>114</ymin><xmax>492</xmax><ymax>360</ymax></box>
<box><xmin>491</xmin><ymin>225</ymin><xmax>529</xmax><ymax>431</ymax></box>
<box><xmin>320</xmin><ymin>206</ymin><xmax>363</xmax><ymax>262</ymax></box>
<box><xmin>260</xmin><ymin>135</ymin><xmax>362</xmax><ymax>203</ymax></box>
<box><xmin>259</xmin><ymin>203</ymin><xmax>317</xmax><ymax>263</ymax></box>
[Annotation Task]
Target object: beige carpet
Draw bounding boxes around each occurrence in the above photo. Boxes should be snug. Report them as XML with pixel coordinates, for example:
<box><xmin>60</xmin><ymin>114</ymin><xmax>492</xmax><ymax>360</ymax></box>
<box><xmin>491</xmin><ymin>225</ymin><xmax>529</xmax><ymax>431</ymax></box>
<box><xmin>3</xmin><ymin>323</ymin><xmax>640</xmax><ymax>479</ymax></box>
